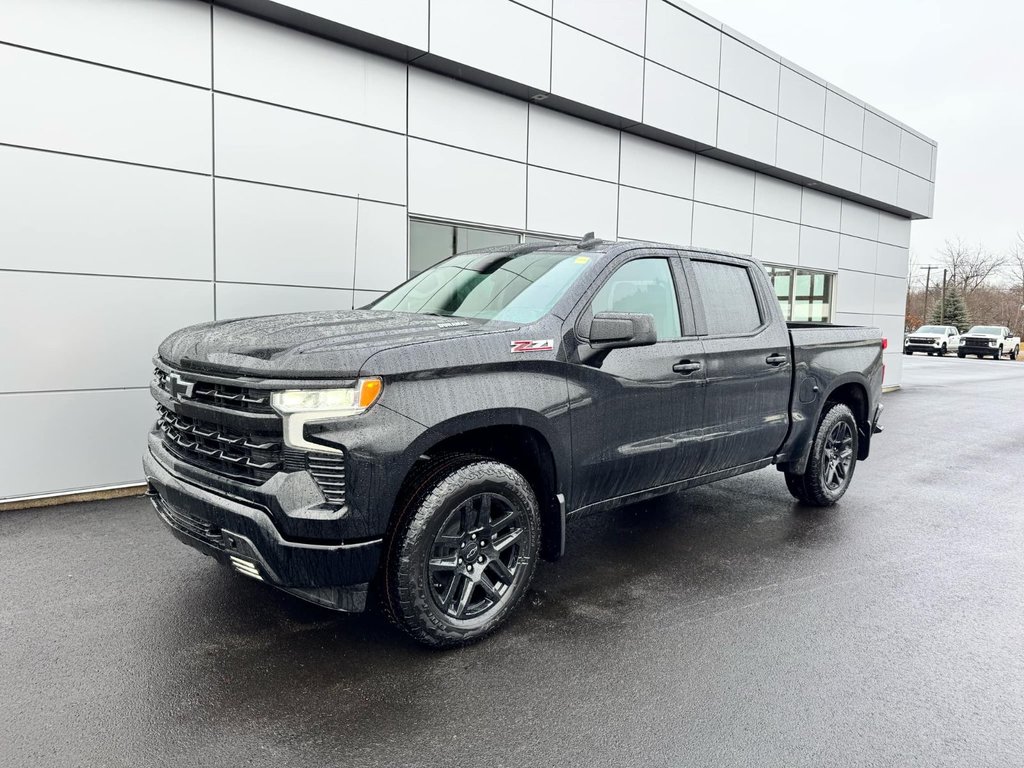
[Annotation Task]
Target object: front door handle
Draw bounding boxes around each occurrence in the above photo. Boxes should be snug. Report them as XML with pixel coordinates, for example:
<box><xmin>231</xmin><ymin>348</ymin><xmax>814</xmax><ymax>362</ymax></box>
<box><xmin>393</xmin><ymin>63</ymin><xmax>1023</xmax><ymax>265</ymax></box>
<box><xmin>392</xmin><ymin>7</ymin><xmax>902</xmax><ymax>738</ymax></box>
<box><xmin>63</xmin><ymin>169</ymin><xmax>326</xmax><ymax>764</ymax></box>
<box><xmin>766</xmin><ymin>353</ymin><xmax>788</xmax><ymax>366</ymax></box>
<box><xmin>672</xmin><ymin>360</ymin><xmax>702</xmax><ymax>375</ymax></box>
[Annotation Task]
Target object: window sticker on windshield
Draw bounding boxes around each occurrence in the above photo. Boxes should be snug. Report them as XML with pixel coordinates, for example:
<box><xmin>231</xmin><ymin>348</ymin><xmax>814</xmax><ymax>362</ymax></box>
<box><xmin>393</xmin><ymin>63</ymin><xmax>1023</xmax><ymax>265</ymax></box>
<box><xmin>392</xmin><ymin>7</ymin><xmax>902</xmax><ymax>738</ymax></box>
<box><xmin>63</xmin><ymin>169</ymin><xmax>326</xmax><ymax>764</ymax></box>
<box><xmin>574</xmin><ymin>256</ymin><xmax>590</xmax><ymax>264</ymax></box>
<box><xmin>511</xmin><ymin>339</ymin><xmax>554</xmax><ymax>353</ymax></box>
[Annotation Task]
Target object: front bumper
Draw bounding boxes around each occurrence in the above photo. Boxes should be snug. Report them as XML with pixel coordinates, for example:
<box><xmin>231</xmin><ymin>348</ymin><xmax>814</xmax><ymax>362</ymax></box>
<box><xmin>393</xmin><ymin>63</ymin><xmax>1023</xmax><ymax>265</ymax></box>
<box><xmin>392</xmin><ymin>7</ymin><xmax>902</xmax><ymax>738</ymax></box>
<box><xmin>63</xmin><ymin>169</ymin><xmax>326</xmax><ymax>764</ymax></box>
<box><xmin>959</xmin><ymin>345</ymin><xmax>998</xmax><ymax>355</ymax></box>
<box><xmin>143</xmin><ymin>447</ymin><xmax>382</xmax><ymax>611</ymax></box>
<box><xmin>904</xmin><ymin>343</ymin><xmax>943</xmax><ymax>352</ymax></box>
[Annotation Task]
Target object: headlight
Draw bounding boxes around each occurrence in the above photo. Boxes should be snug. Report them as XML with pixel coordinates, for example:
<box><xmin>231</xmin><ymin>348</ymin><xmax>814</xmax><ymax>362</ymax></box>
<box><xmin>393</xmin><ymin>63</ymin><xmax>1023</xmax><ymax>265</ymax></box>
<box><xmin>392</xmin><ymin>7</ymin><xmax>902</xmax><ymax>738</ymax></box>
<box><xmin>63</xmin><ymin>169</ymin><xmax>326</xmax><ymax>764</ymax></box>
<box><xmin>959</xmin><ymin>339</ymin><xmax>966</xmax><ymax>345</ymax></box>
<box><xmin>990</xmin><ymin>340</ymin><xmax>997</xmax><ymax>346</ymax></box>
<box><xmin>272</xmin><ymin>378</ymin><xmax>382</xmax><ymax>453</ymax></box>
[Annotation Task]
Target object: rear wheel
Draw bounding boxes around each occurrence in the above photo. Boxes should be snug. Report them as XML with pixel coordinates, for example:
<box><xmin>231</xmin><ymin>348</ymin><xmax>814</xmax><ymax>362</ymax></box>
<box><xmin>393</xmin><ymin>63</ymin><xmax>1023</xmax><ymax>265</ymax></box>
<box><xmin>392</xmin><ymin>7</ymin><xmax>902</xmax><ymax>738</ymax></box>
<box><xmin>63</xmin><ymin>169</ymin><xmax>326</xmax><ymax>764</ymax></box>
<box><xmin>1012</xmin><ymin>345</ymin><xmax>1020</xmax><ymax>360</ymax></box>
<box><xmin>784</xmin><ymin>403</ymin><xmax>859</xmax><ymax>507</ymax></box>
<box><xmin>382</xmin><ymin>457</ymin><xmax>541</xmax><ymax>648</ymax></box>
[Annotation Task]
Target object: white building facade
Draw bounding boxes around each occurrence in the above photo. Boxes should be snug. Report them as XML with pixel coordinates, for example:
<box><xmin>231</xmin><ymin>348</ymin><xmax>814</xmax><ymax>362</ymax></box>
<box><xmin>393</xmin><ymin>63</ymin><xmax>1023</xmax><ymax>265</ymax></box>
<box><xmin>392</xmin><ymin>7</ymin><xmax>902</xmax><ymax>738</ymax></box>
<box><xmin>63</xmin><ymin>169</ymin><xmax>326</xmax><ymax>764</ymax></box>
<box><xmin>0</xmin><ymin>0</ymin><xmax>936</xmax><ymax>503</ymax></box>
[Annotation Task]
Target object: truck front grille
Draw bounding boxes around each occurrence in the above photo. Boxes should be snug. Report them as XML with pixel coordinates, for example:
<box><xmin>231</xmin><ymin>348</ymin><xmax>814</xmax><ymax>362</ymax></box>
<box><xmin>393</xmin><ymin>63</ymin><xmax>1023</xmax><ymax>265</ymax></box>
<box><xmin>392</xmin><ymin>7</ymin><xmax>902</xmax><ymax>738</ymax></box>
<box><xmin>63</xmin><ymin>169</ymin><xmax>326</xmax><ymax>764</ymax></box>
<box><xmin>153</xmin><ymin>366</ymin><xmax>273</xmax><ymax>413</ymax></box>
<box><xmin>963</xmin><ymin>337</ymin><xmax>992</xmax><ymax>346</ymax></box>
<box><xmin>157</xmin><ymin>405</ymin><xmax>283</xmax><ymax>484</ymax></box>
<box><xmin>153</xmin><ymin>361</ymin><xmax>349</xmax><ymax>507</ymax></box>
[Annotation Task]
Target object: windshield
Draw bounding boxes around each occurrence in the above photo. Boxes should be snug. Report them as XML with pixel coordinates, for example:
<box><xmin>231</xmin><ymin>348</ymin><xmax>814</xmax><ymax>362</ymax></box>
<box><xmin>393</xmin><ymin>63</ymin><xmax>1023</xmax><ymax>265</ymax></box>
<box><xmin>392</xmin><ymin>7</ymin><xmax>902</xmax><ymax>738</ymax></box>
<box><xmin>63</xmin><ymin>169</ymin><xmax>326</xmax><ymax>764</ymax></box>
<box><xmin>370</xmin><ymin>250</ymin><xmax>593</xmax><ymax>323</ymax></box>
<box><xmin>915</xmin><ymin>326</ymin><xmax>949</xmax><ymax>334</ymax></box>
<box><xmin>967</xmin><ymin>326</ymin><xmax>1003</xmax><ymax>335</ymax></box>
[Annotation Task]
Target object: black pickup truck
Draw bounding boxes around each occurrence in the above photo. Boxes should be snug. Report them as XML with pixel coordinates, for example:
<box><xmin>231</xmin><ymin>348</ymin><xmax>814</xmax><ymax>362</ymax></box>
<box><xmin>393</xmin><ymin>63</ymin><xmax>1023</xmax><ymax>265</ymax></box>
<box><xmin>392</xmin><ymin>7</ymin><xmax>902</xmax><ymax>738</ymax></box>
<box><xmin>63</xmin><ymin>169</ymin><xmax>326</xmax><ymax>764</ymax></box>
<box><xmin>144</xmin><ymin>238</ymin><xmax>885</xmax><ymax>646</ymax></box>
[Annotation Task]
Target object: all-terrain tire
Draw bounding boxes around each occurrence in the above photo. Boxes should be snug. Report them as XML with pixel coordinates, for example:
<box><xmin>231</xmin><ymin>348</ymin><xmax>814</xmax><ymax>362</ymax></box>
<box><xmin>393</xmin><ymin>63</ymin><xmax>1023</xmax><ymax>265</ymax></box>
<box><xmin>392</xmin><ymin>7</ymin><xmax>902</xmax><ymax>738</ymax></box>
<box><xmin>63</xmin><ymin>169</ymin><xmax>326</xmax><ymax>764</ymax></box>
<box><xmin>783</xmin><ymin>403</ymin><xmax>859</xmax><ymax>507</ymax></box>
<box><xmin>382</xmin><ymin>457</ymin><xmax>541</xmax><ymax>648</ymax></box>
<box><xmin>1012</xmin><ymin>345</ymin><xmax>1020</xmax><ymax>360</ymax></box>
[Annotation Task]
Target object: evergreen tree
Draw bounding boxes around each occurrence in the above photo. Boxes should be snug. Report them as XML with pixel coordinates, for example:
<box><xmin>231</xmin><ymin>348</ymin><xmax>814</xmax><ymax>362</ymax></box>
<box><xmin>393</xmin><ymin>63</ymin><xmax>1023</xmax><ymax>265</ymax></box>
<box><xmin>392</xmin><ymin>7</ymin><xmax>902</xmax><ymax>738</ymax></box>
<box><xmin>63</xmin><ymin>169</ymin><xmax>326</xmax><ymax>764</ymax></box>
<box><xmin>928</xmin><ymin>284</ymin><xmax>970</xmax><ymax>330</ymax></box>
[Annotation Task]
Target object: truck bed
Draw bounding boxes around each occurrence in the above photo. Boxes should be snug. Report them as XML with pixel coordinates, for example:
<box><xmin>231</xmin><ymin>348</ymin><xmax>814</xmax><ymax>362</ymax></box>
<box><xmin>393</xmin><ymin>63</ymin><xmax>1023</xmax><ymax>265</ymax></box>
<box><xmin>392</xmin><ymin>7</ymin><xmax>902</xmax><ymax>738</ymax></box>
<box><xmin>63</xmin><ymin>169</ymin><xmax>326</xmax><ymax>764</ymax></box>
<box><xmin>779</xmin><ymin>322</ymin><xmax>884</xmax><ymax>472</ymax></box>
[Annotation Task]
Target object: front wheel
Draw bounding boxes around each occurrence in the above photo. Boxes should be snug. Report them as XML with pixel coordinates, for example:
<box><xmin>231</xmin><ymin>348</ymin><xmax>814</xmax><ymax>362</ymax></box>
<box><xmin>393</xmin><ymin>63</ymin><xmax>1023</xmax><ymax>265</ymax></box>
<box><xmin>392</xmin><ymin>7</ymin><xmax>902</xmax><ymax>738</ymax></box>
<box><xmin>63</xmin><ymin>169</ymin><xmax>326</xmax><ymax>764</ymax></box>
<box><xmin>382</xmin><ymin>457</ymin><xmax>541</xmax><ymax>648</ymax></box>
<box><xmin>784</xmin><ymin>403</ymin><xmax>859</xmax><ymax>507</ymax></box>
<box><xmin>939</xmin><ymin>344</ymin><xmax>947</xmax><ymax>356</ymax></box>
<box><xmin>957</xmin><ymin>353</ymin><xmax>966</xmax><ymax>359</ymax></box>
<box><xmin>994</xmin><ymin>347</ymin><xmax>1002</xmax><ymax>360</ymax></box>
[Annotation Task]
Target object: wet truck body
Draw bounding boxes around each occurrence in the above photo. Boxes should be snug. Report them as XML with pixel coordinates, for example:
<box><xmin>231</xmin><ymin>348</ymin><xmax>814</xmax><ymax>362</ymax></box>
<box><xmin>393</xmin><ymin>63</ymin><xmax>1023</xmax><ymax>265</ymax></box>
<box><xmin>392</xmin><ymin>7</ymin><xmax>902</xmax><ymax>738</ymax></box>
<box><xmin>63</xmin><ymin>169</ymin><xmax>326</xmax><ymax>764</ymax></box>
<box><xmin>144</xmin><ymin>240</ymin><xmax>884</xmax><ymax>645</ymax></box>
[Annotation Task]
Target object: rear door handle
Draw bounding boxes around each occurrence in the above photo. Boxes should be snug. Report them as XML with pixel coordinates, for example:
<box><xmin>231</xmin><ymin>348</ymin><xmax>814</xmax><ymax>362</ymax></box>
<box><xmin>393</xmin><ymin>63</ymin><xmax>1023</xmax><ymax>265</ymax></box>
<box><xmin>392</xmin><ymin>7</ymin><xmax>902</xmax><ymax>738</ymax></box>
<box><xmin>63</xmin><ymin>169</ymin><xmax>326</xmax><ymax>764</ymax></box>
<box><xmin>672</xmin><ymin>360</ymin><xmax>702</xmax><ymax>375</ymax></box>
<box><xmin>766</xmin><ymin>353</ymin><xmax>788</xmax><ymax>366</ymax></box>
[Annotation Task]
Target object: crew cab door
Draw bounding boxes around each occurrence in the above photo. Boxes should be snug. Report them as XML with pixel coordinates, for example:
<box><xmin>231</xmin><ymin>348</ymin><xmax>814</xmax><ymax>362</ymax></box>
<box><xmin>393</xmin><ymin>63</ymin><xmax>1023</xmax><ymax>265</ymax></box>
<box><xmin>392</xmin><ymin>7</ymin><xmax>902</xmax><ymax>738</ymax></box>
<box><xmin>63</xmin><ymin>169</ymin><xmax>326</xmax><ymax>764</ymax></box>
<box><xmin>566</xmin><ymin>250</ymin><xmax>707</xmax><ymax>510</ymax></box>
<box><xmin>683</xmin><ymin>254</ymin><xmax>792</xmax><ymax>474</ymax></box>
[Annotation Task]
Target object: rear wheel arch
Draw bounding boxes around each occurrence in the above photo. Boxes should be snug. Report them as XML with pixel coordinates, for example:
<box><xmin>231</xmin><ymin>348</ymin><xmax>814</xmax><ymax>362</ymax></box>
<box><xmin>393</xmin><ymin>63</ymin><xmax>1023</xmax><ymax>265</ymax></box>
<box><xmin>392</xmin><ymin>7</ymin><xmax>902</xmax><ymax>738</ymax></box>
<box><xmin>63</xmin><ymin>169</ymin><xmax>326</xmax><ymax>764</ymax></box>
<box><xmin>783</xmin><ymin>379</ymin><xmax>872</xmax><ymax>475</ymax></box>
<box><xmin>820</xmin><ymin>381</ymin><xmax>872</xmax><ymax>457</ymax></box>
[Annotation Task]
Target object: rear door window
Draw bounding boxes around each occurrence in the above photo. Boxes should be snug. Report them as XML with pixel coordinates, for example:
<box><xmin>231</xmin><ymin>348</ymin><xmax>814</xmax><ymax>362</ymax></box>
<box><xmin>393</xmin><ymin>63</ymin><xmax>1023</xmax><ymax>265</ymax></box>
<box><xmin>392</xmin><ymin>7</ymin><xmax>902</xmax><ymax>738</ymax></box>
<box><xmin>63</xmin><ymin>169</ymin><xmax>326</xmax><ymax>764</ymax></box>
<box><xmin>691</xmin><ymin>260</ymin><xmax>762</xmax><ymax>335</ymax></box>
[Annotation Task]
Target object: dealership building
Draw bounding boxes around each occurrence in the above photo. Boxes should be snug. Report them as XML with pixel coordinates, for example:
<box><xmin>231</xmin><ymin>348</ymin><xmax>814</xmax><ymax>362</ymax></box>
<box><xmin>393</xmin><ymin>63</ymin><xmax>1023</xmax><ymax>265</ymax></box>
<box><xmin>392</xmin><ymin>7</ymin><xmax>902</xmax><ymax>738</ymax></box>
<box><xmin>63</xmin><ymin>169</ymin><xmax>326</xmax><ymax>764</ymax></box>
<box><xmin>0</xmin><ymin>0</ymin><xmax>936</xmax><ymax>503</ymax></box>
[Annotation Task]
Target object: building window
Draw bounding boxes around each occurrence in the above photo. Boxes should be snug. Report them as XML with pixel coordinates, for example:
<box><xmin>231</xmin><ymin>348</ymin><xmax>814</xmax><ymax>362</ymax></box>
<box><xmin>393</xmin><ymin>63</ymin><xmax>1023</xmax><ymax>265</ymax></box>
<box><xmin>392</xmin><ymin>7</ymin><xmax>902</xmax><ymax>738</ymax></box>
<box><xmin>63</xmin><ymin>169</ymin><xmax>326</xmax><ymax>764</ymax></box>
<box><xmin>408</xmin><ymin>219</ymin><xmax>571</xmax><ymax>277</ymax></box>
<box><xmin>765</xmin><ymin>265</ymin><xmax>834</xmax><ymax>323</ymax></box>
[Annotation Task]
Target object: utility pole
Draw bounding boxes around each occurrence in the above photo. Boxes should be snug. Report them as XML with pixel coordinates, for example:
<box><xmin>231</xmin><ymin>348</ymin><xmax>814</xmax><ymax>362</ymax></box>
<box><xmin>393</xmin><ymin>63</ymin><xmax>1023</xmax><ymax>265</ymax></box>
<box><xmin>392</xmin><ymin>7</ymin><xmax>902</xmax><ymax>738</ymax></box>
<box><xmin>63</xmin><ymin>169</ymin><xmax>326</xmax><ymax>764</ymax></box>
<box><xmin>922</xmin><ymin>265</ymin><xmax>934</xmax><ymax>322</ymax></box>
<box><xmin>919</xmin><ymin>265</ymin><xmax>948</xmax><ymax>323</ymax></box>
<box><xmin>940</xmin><ymin>269</ymin><xmax>948</xmax><ymax>323</ymax></box>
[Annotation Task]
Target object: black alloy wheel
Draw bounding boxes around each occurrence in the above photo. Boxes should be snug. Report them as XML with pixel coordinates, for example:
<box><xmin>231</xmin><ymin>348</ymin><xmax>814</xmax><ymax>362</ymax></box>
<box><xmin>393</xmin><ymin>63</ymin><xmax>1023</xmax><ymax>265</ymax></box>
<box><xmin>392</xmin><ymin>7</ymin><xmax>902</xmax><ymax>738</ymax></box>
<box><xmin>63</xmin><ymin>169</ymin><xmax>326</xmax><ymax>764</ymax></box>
<box><xmin>382</xmin><ymin>457</ymin><xmax>540</xmax><ymax>647</ymax></box>
<box><xmin>783</xmin><ymin>402</ymin><xmax>859</xmax><ymax>506</ymax></box>
<box><xmin>427</xmin><ymin>491</ymin><xmax>527</xmax><ymax>621</ymax></box>
<box><xmin>819</xmin><ymin>420</ymin><xmax>855</xmax><ymax>493</ymax></box>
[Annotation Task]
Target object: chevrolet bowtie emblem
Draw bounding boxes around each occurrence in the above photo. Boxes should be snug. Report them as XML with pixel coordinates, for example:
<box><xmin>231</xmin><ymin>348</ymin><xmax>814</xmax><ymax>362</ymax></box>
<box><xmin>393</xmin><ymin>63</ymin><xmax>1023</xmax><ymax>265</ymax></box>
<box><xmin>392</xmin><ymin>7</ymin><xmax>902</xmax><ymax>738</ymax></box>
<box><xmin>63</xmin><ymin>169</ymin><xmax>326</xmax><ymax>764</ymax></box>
<box><xmin>167</xmin><ymin>373</ymin><xmax>195</xmax><ymax>399</ymax></box>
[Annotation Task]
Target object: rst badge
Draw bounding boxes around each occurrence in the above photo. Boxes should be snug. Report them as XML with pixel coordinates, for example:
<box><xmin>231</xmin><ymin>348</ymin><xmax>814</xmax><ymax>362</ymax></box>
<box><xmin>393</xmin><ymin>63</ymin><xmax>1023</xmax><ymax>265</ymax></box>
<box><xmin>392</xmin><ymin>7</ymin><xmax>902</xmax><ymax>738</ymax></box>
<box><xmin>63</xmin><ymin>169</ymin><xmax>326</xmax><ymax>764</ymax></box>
<box><xmin>510</xmin><ymin>339</ymin><xmax>554</xmax><ymax>353</ymax></box>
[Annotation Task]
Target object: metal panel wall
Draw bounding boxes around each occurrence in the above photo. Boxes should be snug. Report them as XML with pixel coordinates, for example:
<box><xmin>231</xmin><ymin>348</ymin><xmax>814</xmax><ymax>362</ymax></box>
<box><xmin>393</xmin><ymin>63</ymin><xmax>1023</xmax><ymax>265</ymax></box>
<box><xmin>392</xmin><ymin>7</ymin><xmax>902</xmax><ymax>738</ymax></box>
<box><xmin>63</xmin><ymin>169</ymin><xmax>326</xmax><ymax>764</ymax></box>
<box><xmin>0</xmin><ymin>0</ymin><xmax>918</xmax><ymax>500</ymax></box>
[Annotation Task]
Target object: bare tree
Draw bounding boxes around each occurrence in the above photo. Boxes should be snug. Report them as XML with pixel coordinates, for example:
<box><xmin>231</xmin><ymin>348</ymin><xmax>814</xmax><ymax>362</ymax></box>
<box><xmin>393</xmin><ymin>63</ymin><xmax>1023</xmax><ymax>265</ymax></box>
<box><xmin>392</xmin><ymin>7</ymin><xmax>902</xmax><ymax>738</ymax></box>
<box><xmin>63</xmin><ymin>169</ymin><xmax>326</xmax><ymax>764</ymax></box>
<box><xmin>1007</xmin><ymin>232</ymin><xmax>1024</xmax><ymax>308</ymax></box>
<box><xmin>939</xmin><ymin>238</ymin><xmax>1007</xmax><ymax>297</ymax></box>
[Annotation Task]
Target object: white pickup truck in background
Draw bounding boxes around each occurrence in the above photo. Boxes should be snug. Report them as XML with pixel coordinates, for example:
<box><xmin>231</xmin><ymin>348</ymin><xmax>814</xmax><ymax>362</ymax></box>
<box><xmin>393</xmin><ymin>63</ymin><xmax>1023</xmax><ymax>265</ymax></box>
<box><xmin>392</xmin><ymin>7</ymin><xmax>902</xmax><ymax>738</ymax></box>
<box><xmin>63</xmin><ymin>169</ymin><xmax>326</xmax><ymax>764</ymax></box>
<box><xmin>958</xmin><ymin>326</ymin><xmax>1021</xmax><ymax>360</ymax></box>
<box><xmin>904</xmin><ymin>325</ymin><xmax>961</xmax><ymax>356</ymax></box>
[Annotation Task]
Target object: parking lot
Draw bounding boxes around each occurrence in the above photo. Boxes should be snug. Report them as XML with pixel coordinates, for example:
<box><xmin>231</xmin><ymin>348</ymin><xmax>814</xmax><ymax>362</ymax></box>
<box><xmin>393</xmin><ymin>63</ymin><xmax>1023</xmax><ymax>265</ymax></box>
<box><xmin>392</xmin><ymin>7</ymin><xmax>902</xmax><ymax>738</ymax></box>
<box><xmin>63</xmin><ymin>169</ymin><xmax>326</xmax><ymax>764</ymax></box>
<box><xmin>2</xmin><ymin>354</ymin><xmax>1023</xmax><ymax>768</ymax></box>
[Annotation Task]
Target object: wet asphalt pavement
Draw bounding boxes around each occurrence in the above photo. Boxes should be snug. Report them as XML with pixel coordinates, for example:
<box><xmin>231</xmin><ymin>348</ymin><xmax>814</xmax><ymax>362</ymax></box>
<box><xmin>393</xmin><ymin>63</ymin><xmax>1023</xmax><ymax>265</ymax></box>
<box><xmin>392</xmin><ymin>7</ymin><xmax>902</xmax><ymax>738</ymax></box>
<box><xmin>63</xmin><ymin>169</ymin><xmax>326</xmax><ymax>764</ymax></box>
<box><xmin>3</xmin><ymin>355</ymin><xmax>1024</xmax><ymax>767</ymax></box>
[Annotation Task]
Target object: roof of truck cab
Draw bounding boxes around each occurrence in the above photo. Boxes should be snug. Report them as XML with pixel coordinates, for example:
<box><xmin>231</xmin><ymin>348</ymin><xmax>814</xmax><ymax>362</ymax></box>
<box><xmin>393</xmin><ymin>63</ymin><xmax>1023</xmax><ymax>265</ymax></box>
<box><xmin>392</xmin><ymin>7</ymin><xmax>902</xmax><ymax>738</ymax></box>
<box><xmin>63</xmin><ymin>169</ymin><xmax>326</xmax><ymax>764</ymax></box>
<box><xmin>458</xmin><ymin>239</ymin><xmax>760</xmax><ymax>265</ymax></box>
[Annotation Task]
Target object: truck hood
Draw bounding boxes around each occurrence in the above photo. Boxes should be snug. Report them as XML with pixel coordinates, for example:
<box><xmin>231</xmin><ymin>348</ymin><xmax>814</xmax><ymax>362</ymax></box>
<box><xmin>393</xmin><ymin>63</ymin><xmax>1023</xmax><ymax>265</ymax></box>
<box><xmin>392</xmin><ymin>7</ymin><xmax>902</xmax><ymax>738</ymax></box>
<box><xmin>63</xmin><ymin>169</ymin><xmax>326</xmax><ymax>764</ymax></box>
<box><xmin>158</xmin><ymin>310</ymin><xmax>512</xmax><ymax>378</ymax></box>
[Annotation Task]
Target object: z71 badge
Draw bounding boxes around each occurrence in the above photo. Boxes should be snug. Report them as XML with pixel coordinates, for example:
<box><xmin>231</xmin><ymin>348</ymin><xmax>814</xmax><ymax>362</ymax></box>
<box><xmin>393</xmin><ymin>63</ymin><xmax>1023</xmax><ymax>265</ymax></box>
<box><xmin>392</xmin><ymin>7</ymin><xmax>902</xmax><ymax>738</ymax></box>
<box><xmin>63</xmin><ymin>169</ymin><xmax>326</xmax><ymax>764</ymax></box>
<box><xmin>510</xmin><ymin>339</ymin><xmax>554</xmax><ymax>353</ymax></box>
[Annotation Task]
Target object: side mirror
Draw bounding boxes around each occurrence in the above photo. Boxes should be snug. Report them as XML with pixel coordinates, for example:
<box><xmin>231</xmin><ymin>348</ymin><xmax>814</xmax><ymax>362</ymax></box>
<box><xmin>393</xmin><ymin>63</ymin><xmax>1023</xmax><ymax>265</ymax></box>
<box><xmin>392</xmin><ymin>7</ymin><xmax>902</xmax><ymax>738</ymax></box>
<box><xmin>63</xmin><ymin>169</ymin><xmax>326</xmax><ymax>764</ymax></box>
<box><xmin>588</xmin><ymin>312</ymin><xmax>658</xmax><ymax>350</ymax></box>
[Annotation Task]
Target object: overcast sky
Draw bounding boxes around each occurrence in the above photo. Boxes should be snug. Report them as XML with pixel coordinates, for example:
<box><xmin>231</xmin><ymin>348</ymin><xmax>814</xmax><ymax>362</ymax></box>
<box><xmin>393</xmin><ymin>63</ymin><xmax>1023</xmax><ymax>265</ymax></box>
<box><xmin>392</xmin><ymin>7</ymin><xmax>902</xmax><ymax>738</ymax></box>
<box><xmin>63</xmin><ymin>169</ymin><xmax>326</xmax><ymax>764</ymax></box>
<box><xmin>694</xmin><ymin>0</ymin><xmax>1024</xmax><ymax>262</ymax></box>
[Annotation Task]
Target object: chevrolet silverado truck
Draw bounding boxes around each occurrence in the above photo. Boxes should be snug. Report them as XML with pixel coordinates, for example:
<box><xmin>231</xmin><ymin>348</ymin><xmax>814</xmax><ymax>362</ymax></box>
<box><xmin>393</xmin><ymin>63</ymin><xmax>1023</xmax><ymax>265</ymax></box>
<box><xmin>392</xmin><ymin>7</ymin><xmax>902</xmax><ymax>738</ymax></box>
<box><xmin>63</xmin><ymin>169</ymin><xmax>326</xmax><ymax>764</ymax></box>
<box><xmin>904</xmin><ymin>324</ymin><xmax>960</xmax><ymax>356</ymax></box>
<box><xmin>144</xmin><ymin>238</ymin><xmax>885</xmax><ymax>647</ymax></box>
<box><xmin>957</xmin><ymin>325</ymin><xmax>1020</xmax><ymax>360</ymax></box>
